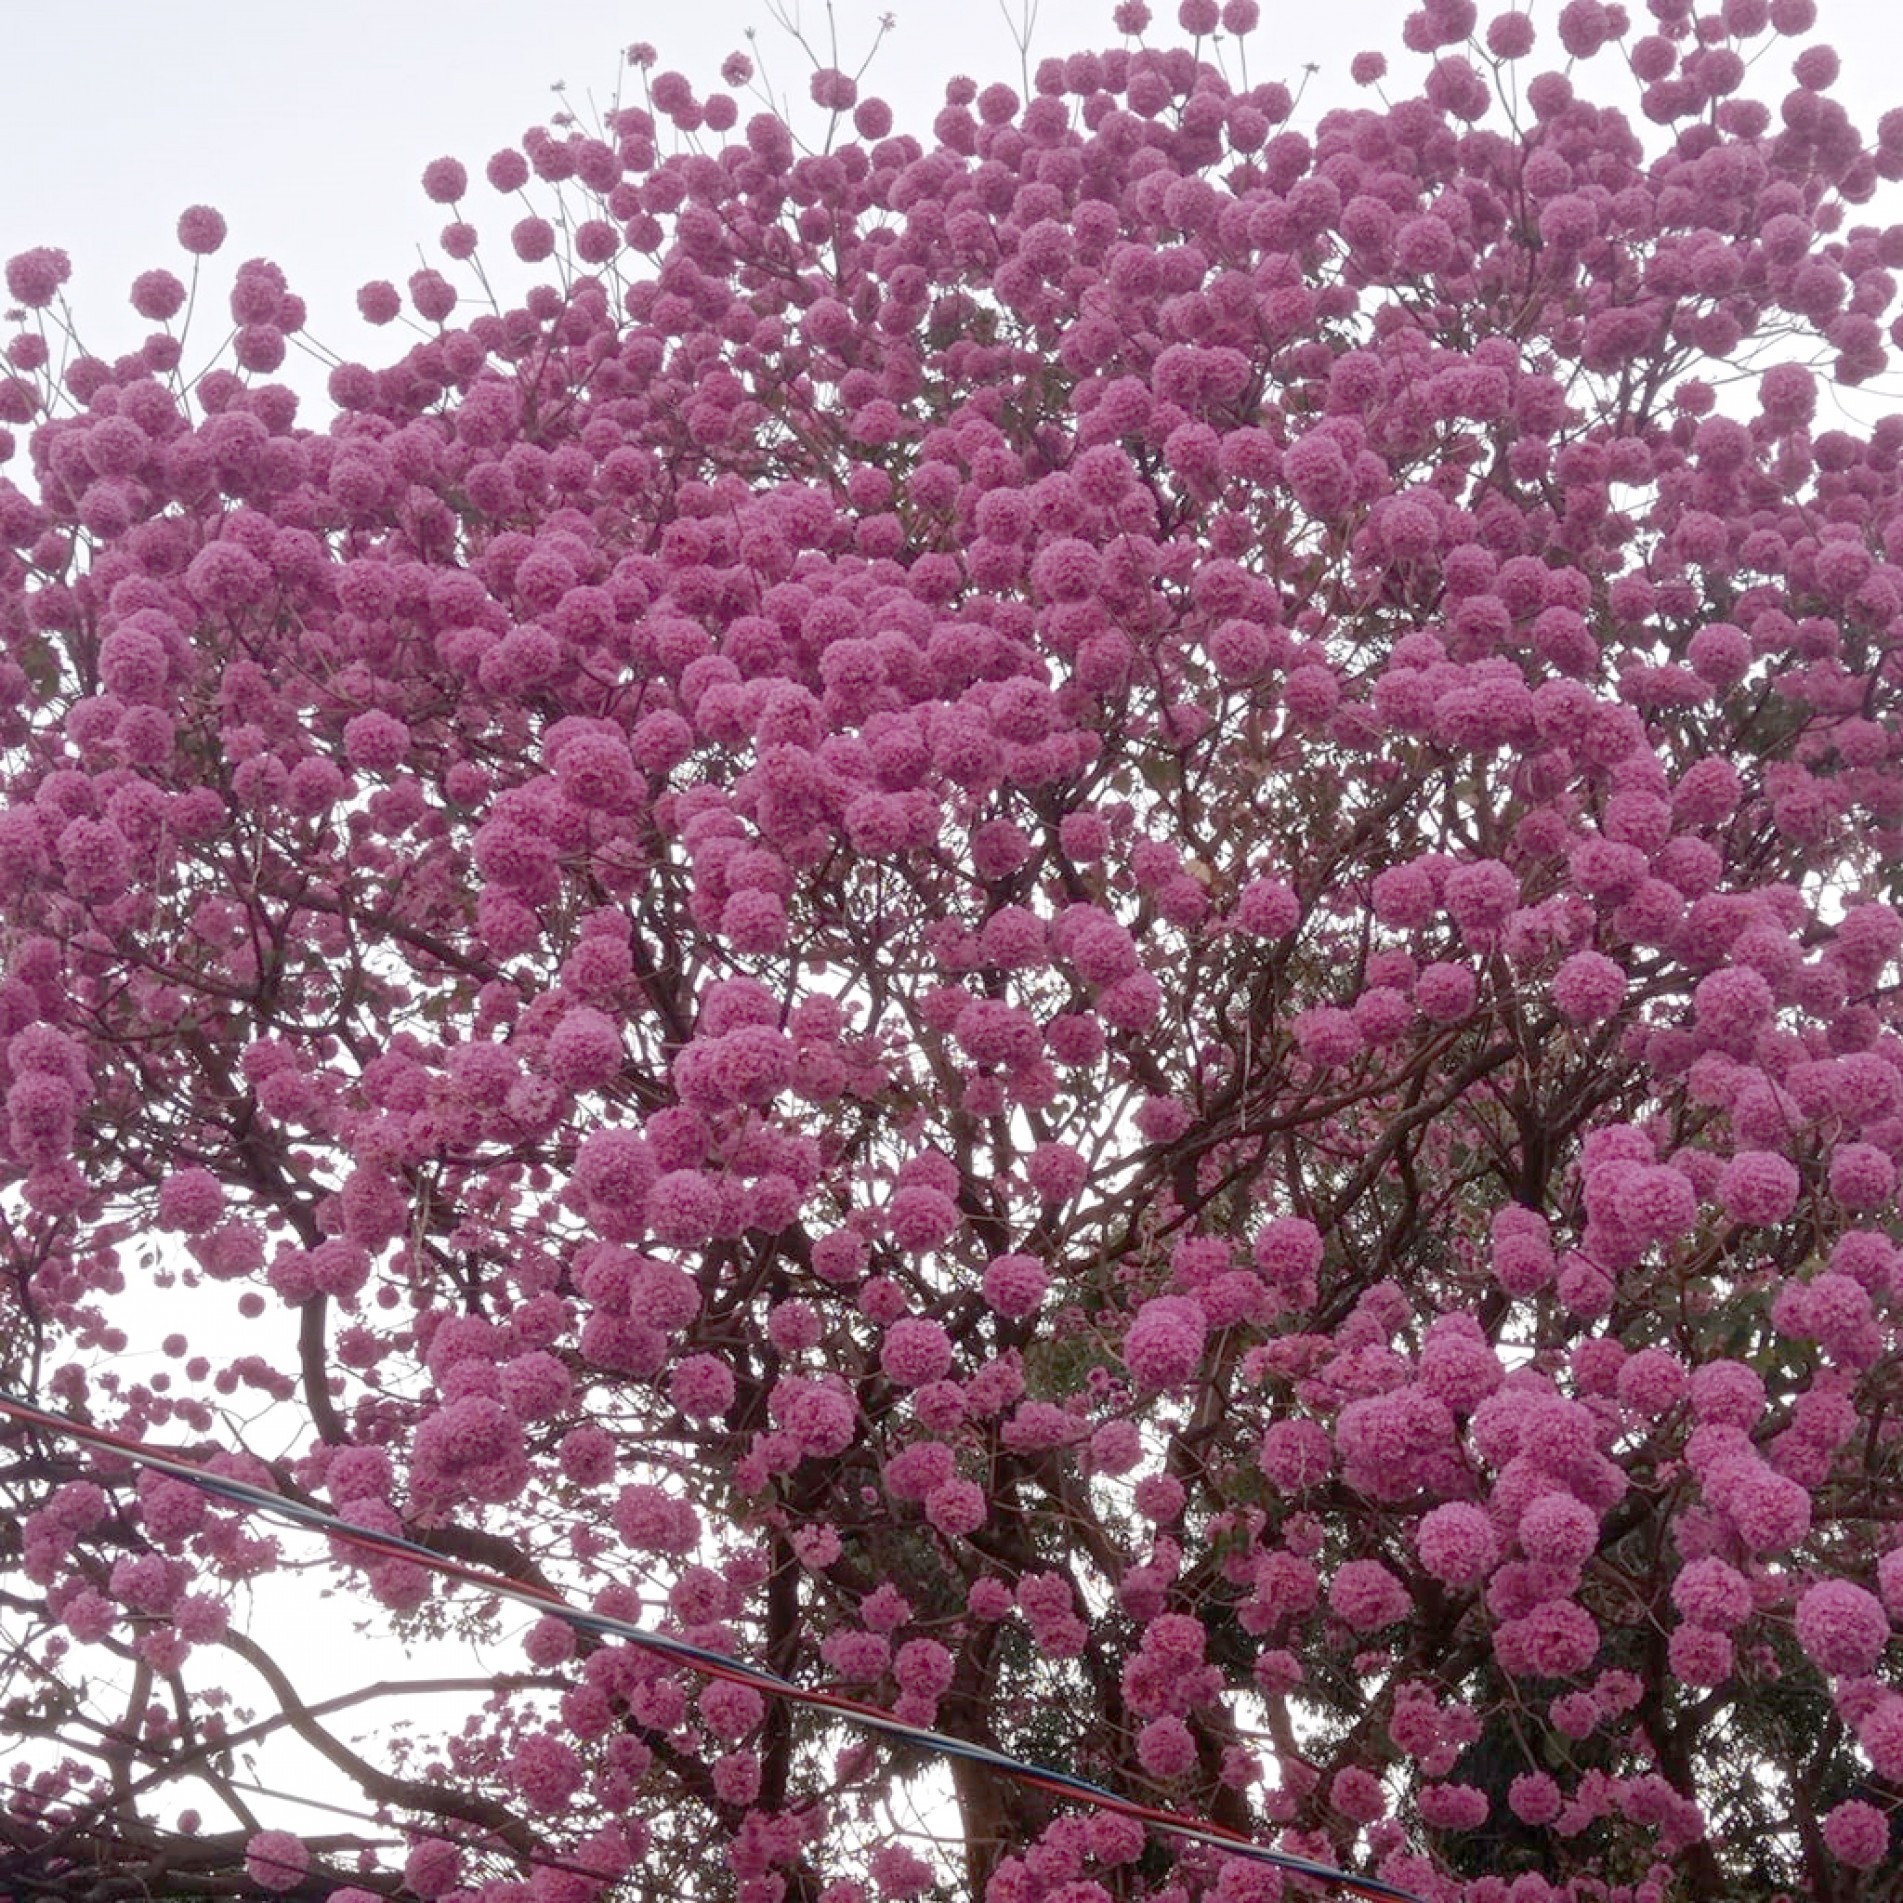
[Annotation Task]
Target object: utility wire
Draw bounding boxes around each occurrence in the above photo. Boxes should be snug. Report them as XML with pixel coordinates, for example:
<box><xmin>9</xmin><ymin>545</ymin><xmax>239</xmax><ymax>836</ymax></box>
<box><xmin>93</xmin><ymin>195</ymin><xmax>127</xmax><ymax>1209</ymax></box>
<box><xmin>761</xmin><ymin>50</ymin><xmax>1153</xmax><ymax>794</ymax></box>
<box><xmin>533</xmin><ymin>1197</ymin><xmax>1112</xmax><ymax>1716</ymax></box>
<box><xmin>0</xmin><ymin>1389</ymin><xmax>1423</xmax><ymax>1902</ymax></box>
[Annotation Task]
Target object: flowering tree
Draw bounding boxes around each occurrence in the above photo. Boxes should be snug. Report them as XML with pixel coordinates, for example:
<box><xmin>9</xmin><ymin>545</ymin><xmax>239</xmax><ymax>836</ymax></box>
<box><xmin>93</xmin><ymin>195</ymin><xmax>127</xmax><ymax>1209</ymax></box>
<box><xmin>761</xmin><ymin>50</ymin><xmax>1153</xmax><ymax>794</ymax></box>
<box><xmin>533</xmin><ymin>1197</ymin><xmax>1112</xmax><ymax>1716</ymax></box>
<box><xmin>5</xmin><ymin>0</ymin><xmax>1903</xmax><ymax>1896</ymax></box>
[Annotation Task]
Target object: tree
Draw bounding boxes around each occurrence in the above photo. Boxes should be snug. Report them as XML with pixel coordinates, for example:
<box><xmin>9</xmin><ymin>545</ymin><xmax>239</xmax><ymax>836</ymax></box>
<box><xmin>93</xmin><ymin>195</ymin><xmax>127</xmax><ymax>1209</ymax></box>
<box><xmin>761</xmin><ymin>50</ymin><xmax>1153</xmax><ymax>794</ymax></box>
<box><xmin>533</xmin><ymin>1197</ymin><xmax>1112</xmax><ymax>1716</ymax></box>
<box><xmin>4</xmin><ymin>0</ymin><xmax>1903</xmax><ymax>1896</ymax></box>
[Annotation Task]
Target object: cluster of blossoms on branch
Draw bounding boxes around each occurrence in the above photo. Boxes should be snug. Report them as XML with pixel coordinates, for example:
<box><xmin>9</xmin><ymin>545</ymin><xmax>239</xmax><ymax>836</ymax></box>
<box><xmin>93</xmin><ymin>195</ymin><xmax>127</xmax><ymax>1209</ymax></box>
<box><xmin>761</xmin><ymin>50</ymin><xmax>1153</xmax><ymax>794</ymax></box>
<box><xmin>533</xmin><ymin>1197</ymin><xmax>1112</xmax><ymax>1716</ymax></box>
<box><xmin>6</xmin><ymin>0</ymin><xmax>1903</xmax><ymax>1896</ymax></box>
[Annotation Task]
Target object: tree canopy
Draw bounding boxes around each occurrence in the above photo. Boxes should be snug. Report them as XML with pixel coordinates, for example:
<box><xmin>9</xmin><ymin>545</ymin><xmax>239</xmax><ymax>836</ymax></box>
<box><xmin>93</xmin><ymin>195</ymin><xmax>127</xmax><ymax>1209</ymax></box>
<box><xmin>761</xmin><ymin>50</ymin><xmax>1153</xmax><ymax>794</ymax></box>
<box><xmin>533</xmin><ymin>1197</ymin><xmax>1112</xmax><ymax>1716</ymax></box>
<box><xmin>5</xmin><ymin>0</ymin><xmax>1903</xmax><ymax>1898</ymax></box>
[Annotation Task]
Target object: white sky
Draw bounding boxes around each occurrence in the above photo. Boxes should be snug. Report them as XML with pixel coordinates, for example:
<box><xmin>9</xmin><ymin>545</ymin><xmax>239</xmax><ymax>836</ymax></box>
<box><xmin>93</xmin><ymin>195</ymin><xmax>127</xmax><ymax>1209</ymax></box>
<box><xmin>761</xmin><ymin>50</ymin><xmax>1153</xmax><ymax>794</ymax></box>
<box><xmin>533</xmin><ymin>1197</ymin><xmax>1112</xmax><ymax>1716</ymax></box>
<box><xmin>4</xmin><ymin>0</ymin><xmax>1900</xmax><ymax>414</ymax></box>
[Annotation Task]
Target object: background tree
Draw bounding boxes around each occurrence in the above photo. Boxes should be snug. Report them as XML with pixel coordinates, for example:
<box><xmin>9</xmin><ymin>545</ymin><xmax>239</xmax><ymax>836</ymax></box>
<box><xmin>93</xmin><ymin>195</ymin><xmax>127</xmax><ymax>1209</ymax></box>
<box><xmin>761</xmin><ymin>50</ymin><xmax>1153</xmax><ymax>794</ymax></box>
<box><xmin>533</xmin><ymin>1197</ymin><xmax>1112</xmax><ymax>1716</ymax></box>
<box><xmin>5</xmin><ymin>0</ymin><xmax>1903</xmax><ymax>1898</ymax></box>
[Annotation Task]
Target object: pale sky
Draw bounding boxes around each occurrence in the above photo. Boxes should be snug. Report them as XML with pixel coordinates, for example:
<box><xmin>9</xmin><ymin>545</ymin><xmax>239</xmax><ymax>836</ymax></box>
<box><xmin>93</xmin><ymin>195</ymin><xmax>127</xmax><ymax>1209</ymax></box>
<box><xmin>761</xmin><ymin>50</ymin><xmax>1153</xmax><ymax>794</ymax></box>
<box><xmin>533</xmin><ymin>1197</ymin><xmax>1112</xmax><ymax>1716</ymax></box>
<box><xmin>5</xmin><ymin>0</ymin><xmax>1900</xmax><ymax>415</ymax></box>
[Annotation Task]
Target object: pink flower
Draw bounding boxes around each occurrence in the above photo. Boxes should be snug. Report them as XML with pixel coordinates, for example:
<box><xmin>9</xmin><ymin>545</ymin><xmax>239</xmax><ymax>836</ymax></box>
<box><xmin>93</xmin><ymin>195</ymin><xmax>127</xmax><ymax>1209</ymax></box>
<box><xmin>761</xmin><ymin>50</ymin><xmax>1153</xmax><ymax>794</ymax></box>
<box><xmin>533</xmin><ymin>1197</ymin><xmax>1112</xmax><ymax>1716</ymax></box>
<box><xmin>1136</xmin><ymin>1613</ymin><xmax>1203</xmax><ymax>1665</ymax></box>
<box><xmin>1235</xmin><ymin>878</ymin><xmax>1300</xmax><ymax>936</ymax></box>
<box><xmin>8</xmin><ymin>1071</ymin><xmax>77</xmax><ymax>1166</ymax></box>
<box><xmin>511</xmin><ymin>1733</ymin><xmax>583</xmax><ymax>1813</ymax></box>
<box><xmin>895</xmin><ymin>1636</ymin><xmax>954</xmax><ymax>1699</ymax></box>
<box><xmin>1337</xmin><ymin>1389</ymin><xmax>1456</xmax><ymax>1501</ymax></box>
<box><xmin>1418</xmin><ymin>1782</ymin><xmax>1490</xmax><ymax>1829</ymax></box>
<box><xmin>1061</xmin><ymin>909</ymin><xmax>1140</xmax><ymax>984</ymax></box>
<box><xmin>1858</xmin><ymin>1693</ymin><xmax>1903</xmax><ymax>1779</ymax></box>
<box><xmin>1329</xmin><ymin>1559</ymin><xmax>1411</xmax><ymax>1631</ymax></box>
<box><xmin>1031</xmin><ymin>538</ymin><xmax>1102</xmax><ymax>602</ymax></box>
<box><xmin>721</xmin><ymin>888</ymin><xmax>788</xmax><ymax>952</ymax></box>
<box><xmin>1371</xmin><ymin>863</ymin><xmax>1437</xmax><ymax>928</ymax></box>
<box><xmin>356</xmin><ymin>278</ymin><xmax>402</xmax><ymax>325</ymax></box>
<box><xmin>1716</xmin><ymin>1150</ymin><xmax>1800</xmax><ymax>1225</ymax></box>
<box><xmin>1420</xmin><ymin>1314</ymin><xmax>1504</xmax><ymax>1410</ymax></box>
<box><xmin>1712</xmin><ymin>1457</ymin><xmax>1811</xmax><ymax>1553</ymax></box>
<box><xmin>486</xmin><ymin>146</ymin><xmax>530</xmax><ymax>192</ymax></box>
<box><xmin>700</xmin><ymin>1677</ymin><xmax>765</xmax><ymax>1741</ymax></box>
<box><xmin>1508</xmin><ymin>1772</ymin><xmax>1562</xmax><ymax>1826</ymax></box>
<box><xmin>185</xmin><ymin>541</ymin><xmax>270</xmax><ymax>611</ymax></box>
<box><xmin>1136</xmin><ymin>1714</ymin><xmax>1198</xmax><ymax>1779</ymax></box>
<box><xmin>1330</xmin><ymin>1765</ymin><xmax>1386</xmax><ymax>1822</ymax></box>
<box><xmin>1552</xmin><ymin>950</ymin><xmax>1625</xmax><ymax>1023</ymax></box>
<box><xmin>612</xmin><ymin>1482</ymin><xmax>700</xmax><ymax>1554</ymax></box>
<box><xmin>499</xmin><ymin>1350</ymin><xmax>570</xmax><ymax>1421</ymax></box>
<box><xmin>547</xmin><ymin>1007</ymin><xmax>624</xmax><ymax>1090</ymax></box>
<box><xmin>1693</xmin><ymin>965</ymin><xmax>1775</xmax><ymax>1050</ymax></box>
<box><xmin>1667</xmin><ymin>1623</ymin><xmax>1734</xmax><ymax>1686</ymax></box>
<box><xmin>882</xmin><ymin>1318</ymin><xmax>953</xmax><ymax>1387</ymax></box>
<box><xmin>888</xmin><ymin>1185</ymin><xmax>959</xmax><ymax>1252</ymax></box>
<box><xmin>769</xmin><ymin>1299</ymin><xmax>822</xmax><ymax>1355</ymax></box>
<box><xmin>109</xmin><ymin>1552</ymin><xmax>175</xmax><ymax>1613</ymax></box>
<box><xmin>870</xmin><ymin>1844</ymin><xmax>934</xmax><ymax>1899</ymax></box>
<box><xmin>1258</xmin><ymin>1418</ymin><xmax>1333</xmax><ymax>1492</ymax></box>
<box><xmin>1124</xmin><ymin>1296</ymin><xmax>1207</xmax><ymax>1389</ymax></box>
<box><xmin>1492</xmin><ymin>1599</ymin><xmax>1600</xmax><ymax>1678</ymax></box>
<box><xmin>1253</xmin><ymin>1217</ymin><xmax>1322</xmax><ymax>1285</ymax></box>
<box><xmin>572</xmin><ymin>1128</ymin><xmax>655</xmax><ymax>1210</ymax></box>
<box><xmin>512</xmin><ymin>216</ymin><xmax>557</xmax><ymax>263</ymax></box>
<box><xmin>1823</xmin><ymin>1799</ymin><xmax>1891</xmax><ymax>1868</ymax></box>
<box><xmin>1783</xmin><ymin>1270</ymin><xmax>1878</xmax><ymax>1360</ymax></box>
<box><xmin>1794</xmin><ymin>1579</ymin><xmax>1889</xmax><ymax>1676</ymax></box>
<box><xmin>1828</xmin><ymin>1141</ymin><xmax>1896</xmax><ymax>1210</ymax></box>
<box><xmin>62</xmin><ymin>1589</ymin><xmax>116</xmax><ymax>1642</ymax></box>
<box><xmin>141</xmin><ymin>1476</ymin><xmax>208</xmax><ymax>1544</ymax></box>
<box><xmin>1352</xmin><ymin>986</ymin><xmax>1413</xmax><ymax>1045</ymax></box>
<box><xmin>677</xmin><ymin>1025</ymin><xmax>795</xmax><ymax>1110</ymax></box>
<box><xmin>1690</xmin><ymin>1358</ymin><xmax>1765</xmax><ymax>1427</ymax></box>
<box><xmin>770</xmin><ymin>1376</ymin><xmax>856</xmax><ymax>1458</ymax></box>
<box><xmin>55</xmin><ymin>817</ymin><xmax>130</xmax><ymax>903</ymax></box>
<box><xmin>646</xmin><ymin>1169</ymin><xmax>722</xmax><ymax>1246</ymax></box>
<box><xmin>557</xmin><ymin>1424</ymin><xmax>615</xmax><ymax>1486</ymax></box>
<box><xmin>422</xmin><ymin>156</ymin><xmax>468</xmax><ymax>203</ymax></box>
<box><xmin>1488</xmin><ymin>10</ymin><xmax>1537</xmax><ymax>55</ymax></box>
<box><xmin>244</xmin><ymin>1830</ymin><xmax>308</xmax><ymax>1892</ymax></box>
<box><xmin>983</xmin><ymin>1254</ymin><xmax>1047</xmax><ymax>1317</ymax></box>
<box><xmin>1489</xmin><ymin>1225</ymin><xmax>1554</xmax><ymax>1294</ymax></box>
<box><xmin>173</xmin><ymin>204</ymin><xmax>227</xmax><ymax>256</ymax></box>
<box><xmin>1616</xmin><ymin>1348</ymin><xmax>1688</xmax><ymax>1417</ymax></box>
<box><xmin>706</xmin><ymin>1748</ymin><xmax>758</xmax><ymax>1805</ymax></box>
<box><xmin>1416</xmin><ymin>1503</ymin><xmax>1497</xmax><ymax>1587</ymax></box>
<box><xmin>1444</xmin><ymin>859</ymin><xmax>1519</xmax><ymax>939</ymax></box>
<box><xmin>1100</xmin><ymin>970</ymin><xmax>1161</xmax><ymax>1030</ymax></box>
<box><xmin>1613</xmin><ymin>1163</ymin><xmax>1700</xmax><ymax>1245</ymax></box>
<box><xmin>1875</xmin><ymin>1546</ymin><xmax>1903</xmax><ymax>1619</ymax></box>
<box><xmin>1294</xmin><ymin>1006</ymin><xmax>1362</xmax><ymax>1068</ymax></box>
<box><xmin>1087</xmin><ymin>1421</ymin><xmax>1141</xmax><ymax>1477</ymax></box>
<box><xmin>342</xmin><ymin>708</ymin><xmax>409</xmax><ymax>773</ymax></box>
<box><xmin>953</xmin><ymin>998</ymin><xmax>1041</xmax><ymax>1070</ymax></box>
<box><xmin>669</xmin><ymin>1353</ymin><xmax>735</xmax><ymax>1418</ymax></box>
<box><xmin>1518</xmin><ymin>1494</ymin><xmax>1597</xmax><ymax>1569</ymax></box>
<box><xmin>1671</xmin><ymin>1557</ymin><xmax>1752</xmax><ymax>1629</ymax></box>
<box><xmin>925</xmin><ymin>1477</ymin><xmax>986</xmax><ymax>1535</ymax></box>
<box><xmin>1025</xmin><ymin>1141</ymin><xmax>1087</xmax><ymax>1203</ymax></box>
<box><xmin>1415</xmin><ymin>962</ymin><xmax>1478</xmax><ymax>1022</ymax></box>
<box><xmin>412</xmin><ymin>1396</ymin><xmax>527</xmax><ymax>1503</ymax></box>
<box><xmin>6</xmin><ymin>247</ymin><xmax>71</xmax><ymax>308</ymax></box>
<box><xmin>1134</xmin><ymin>1472</ymin><xmax>1186</xmax><ymax>1521</ymax></box>
<box><xmin>1043</xmin><ymin>1015</ymin><xmax>1105</xmax><ymax>1069</ymax></box>
<box><xmin>404</xmin><ymin>1839</ymin><xmax>463</xmax><ymax>1899</ymax></box>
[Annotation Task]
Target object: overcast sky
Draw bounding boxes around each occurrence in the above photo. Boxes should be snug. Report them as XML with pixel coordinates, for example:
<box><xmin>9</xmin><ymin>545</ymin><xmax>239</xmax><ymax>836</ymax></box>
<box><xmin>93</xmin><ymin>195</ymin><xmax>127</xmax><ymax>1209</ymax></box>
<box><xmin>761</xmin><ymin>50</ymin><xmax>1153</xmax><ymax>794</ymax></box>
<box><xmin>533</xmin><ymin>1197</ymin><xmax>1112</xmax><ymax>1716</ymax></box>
<box><xmin>5</xmin><ymin>0</ymin><xmax>1901</xmax><ymax>416</ymax></box>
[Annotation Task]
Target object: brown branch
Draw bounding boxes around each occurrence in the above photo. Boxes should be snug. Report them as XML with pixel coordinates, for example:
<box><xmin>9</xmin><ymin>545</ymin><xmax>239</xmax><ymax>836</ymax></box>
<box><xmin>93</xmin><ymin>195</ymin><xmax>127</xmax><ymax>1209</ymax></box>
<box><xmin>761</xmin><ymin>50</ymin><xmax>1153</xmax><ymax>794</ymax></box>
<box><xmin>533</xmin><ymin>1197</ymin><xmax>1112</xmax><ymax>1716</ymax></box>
<box><xmin>216</xmin><ymin>1628</ymin><xmax>542</xmax><ymax>1858</ymax></box>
